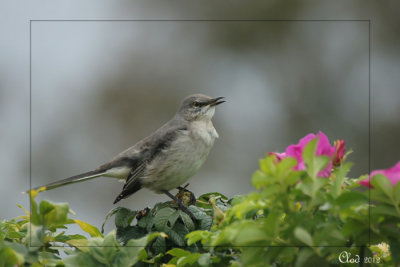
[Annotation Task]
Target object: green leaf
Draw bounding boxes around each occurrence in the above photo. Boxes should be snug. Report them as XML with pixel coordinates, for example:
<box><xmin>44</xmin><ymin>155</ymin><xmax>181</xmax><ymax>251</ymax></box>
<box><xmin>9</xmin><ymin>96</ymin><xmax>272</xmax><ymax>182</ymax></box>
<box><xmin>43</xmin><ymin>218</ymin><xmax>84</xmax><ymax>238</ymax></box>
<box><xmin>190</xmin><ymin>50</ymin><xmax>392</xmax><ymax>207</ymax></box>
<box><xmin>39</xmin><ymin>200</ymin><xmax>70</xmax><ymax>227</ymax></box>
<box><xmin>74</xmin><ymin>220</ymin><xmax>103</xmax><ymax>238</ymax></box>
<box><xmin>63</xmin><ymin>252</ymin><xmax>99</xmax><ymax>267</ymax></box>
<box><xmin>154</xmin><ymin>207</ymin><xmax>175</xmax><ymax>232</ymax></box>
<box><xmin>0</xmin><ymin>247</ymin><xmax>19</xmax><ymax>267</ymax></box>
<box><xmin>200</xmin><ymin>215</ymin><xmax>213</xmax><ymax>231</ymax></box>
<box><xmin>302</xmin><ymin>139</ymin><xmax>330</xmax><ymax>178</ymax></box>
<box><xmin>302</xmin><ymin>138</ymin><xmax>318</xmax><ymax>176</ymax></box>
<box><xmin>341</xmin><ymin>219</ymin><xmax>366</xmax><ymax>238</ymax></box>
<box><xmin>116</xmin><ymin>225</ymin><xmax>145</xmax><ymax>244</ymax></box>
<box><xmin>295</xmin><ymin>248</ymin><xmax>314</xmax><ymax>267</ymax></box>
<box><xmin>101</xmin><ymin>206</ymin><xmax>136</xmax><ymax>233</ymax></box>
<box><xmin>167</xmin><ymin>229</ymin><xmax>185</xmax><ymax>247</ymax></box>
<box><xmin>185</xmin><ymin>230</ymin><xmax>211</xmax><ymax>246</ymax></box>
<box><xmin>66</xmin><ymin>239</ymin><xmax>90</xmax><ymax>252</ymax></box>
<box><xmin>151</xmin><ymin>235</ymin><xmax>166</xmax><ymax>255</ymax></box>
<box><xmin>89</xmin><ymin>233</ymin><xmax>117</xmax><ymax>265</ymax></box>
<box><xmin>260</xmin><ymin>155</ymin><xmax>277</xmax><ymax>174</ymax></box>
<box><xmin>336</xmin><ymin>191</ymin><xmax>368</xmax><ymax>209</ymax></box>
<box><xmin>115</xmin><ymin>207</ymin><xmax>137</xmax><ymax>228</ymax></box>
<box><xmin>389</xmin><ymin>238</ymin><xmax>400</xmax><ymax>263</ymax></box>
<box><xmin>252</xmin><ymin>171</ymin><xmax>269</xmax><ymax>189</ymax></box>
<box><xmin>277</xmin><ymin>157</ymin><xmax>297</xmax><ymax>178</ymax></box>
<box><xmin>261</xmin><ymin>184</ymin><xmax>281</xmax><ymax>198</ymax></box>
<box><xmin>116</xmin><ymin>233</ymin><xmax>165</xmax><ymax>267</ymax></box>
<box><xmin>369</xmin><ymin>189</ymin><xmax>393</xmax><ymax>205</ymax></box>
<box><xmin>179</xmin><ymin>211</ymin><xmax>195</xmax><ymax>231</ymax></box>
<box><xmin>395</xmin><ymin>182</ymin><xmax>400</xmax><ymax>205</ymax></box>
<box><xmin>166</xmin><ymin>223</ymin><xmax>189</xmax><ymax>247</ymax></box>
<box><xmin>177</xmin><ymin>253</ymin><xmax>201</xmax><ymax>267</ymax></box>
<box><xmin>226</xmin><ymin>220</ymin><xmax>270</xmax><ymax>246</ymax></box>
<box><xmin>241</xmin><ymin>247</ymin><xmax>266</xmax><ymax>266</ymax></box>
<box><xmin>198</xmin><ymin>253</ymin><xmax>211</xmax><ymax>266</ymax></box>
<box><xmin>371</xmin><ymin>174</ymin><xmax>393</xmax><ymax>199</ymax></box>
<box><xmin>331</xmin><ymin>162</ymin><xmax>353</xmax><ymax>199</ymax></box>
<box><xmin>262</xmin><ymin>211</ymin><xmax>281</xmax><ymax>238</ymax></box>
<box><xmin>167</xmin><ymin>210</ymin><xmax>181</xmax><ymax>229</ymax></box>
<box><xmin>167</xmin><ymin>248</ymin><xmax>191</xmax><ymax>257</ymax></box>
<box><xmin>370</xmin><ymin>205</ymin><xmax>399</xmax><ymax>218</ymax></box>
<box><xmin>294</xmin><ymin>227</ymin><xmax>313</xmax><ymax>246</ymax></box>
<box><xmin>198</xmin><ymin>192</ymin><xmax>228</xmax><ymax>202</ymax></box>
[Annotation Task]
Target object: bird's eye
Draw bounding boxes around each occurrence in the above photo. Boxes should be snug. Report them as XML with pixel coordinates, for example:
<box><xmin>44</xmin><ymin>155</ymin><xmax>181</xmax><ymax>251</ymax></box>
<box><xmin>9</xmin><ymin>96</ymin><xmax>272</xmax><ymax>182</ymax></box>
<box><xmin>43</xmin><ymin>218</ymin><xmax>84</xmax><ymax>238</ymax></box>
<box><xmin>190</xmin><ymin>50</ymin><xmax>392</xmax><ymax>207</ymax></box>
<box><xmin>192</xmin><ymin>101</ymin><xmax>200</xmax><ymax>107</ymax></box>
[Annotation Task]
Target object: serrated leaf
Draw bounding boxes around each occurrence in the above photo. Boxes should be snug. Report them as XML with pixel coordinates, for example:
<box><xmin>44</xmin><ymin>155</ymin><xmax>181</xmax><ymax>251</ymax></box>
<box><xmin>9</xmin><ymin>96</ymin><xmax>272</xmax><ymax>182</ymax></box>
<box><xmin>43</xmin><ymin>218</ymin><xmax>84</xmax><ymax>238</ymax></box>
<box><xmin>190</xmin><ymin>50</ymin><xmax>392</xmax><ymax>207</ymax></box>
<box><xmin>101</xmin><ymin>206</ymin><xmax>123</xmax><ymax>233</ymax></box>
<box><xmin>200</xmin><ymin>215</ymin><xmax>213</xmax><ymax>231</ymax></box>
<box><xmin>188</xmin><ymin>206</ymin><xmax>208</xmax><ymax>220</ymax></box>
<box><xmin>154</xmin><ymin>207</ymin><xmax>175</xmax><ymax>232</ymax></box>
<box><xmin>137</xmin><ymin>212</ymin><xmax>151</xmax><ymax>228</ymax></box>
<box><xmin>168</xmin><ymin>210</ymin><xmax>181</xmax><ymax>228</ymax></box>
<box><xmin>152</xmin><ymin>235</ymin><xmax>166</xmax><ymax>255</ymax></box>
<box><xmin>167</xmin><ymin>229</ymin><xmax>185</xmax><ymax>247</ymax></box>
<box><xmin>168</xmin><ymin>223</ymin><xmax>188</xmax><ymax>247</ymax></box>
<box><xmin>116</xmin><ymin>225</ymin><xmax>145</xmax><ymax>244</ymax></box>
<box><xmin>115</xmin><ymin>207</ymin><xmax>137</xmax><ymax>228</ymax></box>
<box><xmin>179</xmin><ymin>211</ymin><xmax>195</xmax><ymax>231</ymax></box>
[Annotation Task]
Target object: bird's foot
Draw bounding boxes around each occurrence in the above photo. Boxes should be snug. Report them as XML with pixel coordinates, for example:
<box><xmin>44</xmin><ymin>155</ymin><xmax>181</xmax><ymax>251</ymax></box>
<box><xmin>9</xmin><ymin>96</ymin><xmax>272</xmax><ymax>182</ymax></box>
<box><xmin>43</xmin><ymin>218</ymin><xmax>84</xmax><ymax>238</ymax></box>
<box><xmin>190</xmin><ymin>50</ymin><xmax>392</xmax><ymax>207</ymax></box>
<box><xmin>163</xmin><ymin>189</ymin><xmax>197</xmax><ymax>222</ymax></box>
<box><xmin>176</xmin><ymin>183</ymin><xmax>196</xmax><ymax>206</ymax></box>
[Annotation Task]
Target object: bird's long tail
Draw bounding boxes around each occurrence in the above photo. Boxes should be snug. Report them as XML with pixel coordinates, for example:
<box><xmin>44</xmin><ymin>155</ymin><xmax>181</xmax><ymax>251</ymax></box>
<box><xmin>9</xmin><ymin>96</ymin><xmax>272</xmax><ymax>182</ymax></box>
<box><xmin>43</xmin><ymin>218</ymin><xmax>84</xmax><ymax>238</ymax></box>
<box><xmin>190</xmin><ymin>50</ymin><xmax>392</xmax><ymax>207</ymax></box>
<box><xmin>24</xmin><ymin>170</ymin><xmax>106</xmax><ymax>194</ymax></box>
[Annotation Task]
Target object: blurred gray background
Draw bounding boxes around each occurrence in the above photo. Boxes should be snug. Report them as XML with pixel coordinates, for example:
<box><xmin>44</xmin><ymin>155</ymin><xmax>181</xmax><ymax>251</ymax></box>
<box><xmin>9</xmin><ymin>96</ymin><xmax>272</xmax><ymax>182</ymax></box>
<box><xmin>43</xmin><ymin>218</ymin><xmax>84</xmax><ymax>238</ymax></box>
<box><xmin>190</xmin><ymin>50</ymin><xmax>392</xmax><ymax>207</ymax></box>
<box><xmin>1</xmin><ymin>1</ymin><xmax>399</xmax><ymax>235</ymax></box>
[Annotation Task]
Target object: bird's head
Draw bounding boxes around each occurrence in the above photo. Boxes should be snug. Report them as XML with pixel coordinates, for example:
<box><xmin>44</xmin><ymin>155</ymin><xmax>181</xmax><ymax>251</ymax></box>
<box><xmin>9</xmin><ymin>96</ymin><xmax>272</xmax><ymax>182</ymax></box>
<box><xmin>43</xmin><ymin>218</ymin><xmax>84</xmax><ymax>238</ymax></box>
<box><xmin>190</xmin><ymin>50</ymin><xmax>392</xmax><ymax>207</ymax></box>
<box><xmin>178</xmin><ymin>94</ymin><xmax>225</xmax><ymax>121</ymax></box>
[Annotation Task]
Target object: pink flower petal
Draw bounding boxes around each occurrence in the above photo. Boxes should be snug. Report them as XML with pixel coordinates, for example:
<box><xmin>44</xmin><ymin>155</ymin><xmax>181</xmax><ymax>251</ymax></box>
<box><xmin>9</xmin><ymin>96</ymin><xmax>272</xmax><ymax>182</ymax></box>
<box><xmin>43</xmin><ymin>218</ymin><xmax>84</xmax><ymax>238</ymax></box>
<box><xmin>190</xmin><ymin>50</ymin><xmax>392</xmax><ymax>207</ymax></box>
<box><xmin>269</xmin><ymin>132</ymin><xmax>338</xmax><ymax>178</ymax></box>
<box><xmin>360</xmin><ymin>161</ymin><xmax>400</xmax><ymax>187</ymax></box>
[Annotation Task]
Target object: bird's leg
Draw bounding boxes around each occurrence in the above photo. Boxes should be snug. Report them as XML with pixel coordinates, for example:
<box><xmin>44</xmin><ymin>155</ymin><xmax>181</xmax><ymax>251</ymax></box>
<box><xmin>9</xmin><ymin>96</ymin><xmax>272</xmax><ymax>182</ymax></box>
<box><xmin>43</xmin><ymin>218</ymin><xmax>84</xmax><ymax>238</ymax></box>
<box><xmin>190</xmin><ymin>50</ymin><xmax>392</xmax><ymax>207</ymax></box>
<box><xmin>176</xmin><ymin>183</ymin><xmax>196</xmax><ymax>206</ymax></box>
<box><xmin>163</xmin><ymin>190</ymin><xmax>197</xmax><ymax>222</ymax></box>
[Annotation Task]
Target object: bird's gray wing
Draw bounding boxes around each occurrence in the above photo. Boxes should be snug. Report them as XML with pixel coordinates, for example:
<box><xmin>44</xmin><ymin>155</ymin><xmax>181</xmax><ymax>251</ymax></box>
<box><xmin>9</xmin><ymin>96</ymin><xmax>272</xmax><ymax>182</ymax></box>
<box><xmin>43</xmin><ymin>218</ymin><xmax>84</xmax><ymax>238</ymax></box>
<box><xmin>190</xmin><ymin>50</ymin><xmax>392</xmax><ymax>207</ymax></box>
<box><xmin>113</xmin><ymin>118</ymin><xmax>188</xmax><ymax>204</ymax></box>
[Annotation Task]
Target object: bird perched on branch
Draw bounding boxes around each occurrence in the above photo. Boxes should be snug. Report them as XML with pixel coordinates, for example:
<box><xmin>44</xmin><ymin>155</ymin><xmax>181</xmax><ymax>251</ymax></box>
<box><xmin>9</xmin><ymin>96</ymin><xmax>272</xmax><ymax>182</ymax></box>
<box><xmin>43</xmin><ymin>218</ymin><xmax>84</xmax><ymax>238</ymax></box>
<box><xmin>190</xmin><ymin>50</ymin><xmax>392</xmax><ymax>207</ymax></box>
<box><xmin>28</xmin><ymin>94</ymin><xmax>225</xmax><ymax>220</ymax></box>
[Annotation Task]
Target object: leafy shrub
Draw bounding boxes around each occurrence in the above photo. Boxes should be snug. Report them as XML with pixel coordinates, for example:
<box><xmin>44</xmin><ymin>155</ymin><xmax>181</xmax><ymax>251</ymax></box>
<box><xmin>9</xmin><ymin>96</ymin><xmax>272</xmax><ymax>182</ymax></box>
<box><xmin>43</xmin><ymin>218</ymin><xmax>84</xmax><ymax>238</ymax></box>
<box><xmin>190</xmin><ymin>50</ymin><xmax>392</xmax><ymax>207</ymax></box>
<box><xmin>1</xmin><ymin>133</ymin><xmax>399</xmax><ymax>266</ymax></box>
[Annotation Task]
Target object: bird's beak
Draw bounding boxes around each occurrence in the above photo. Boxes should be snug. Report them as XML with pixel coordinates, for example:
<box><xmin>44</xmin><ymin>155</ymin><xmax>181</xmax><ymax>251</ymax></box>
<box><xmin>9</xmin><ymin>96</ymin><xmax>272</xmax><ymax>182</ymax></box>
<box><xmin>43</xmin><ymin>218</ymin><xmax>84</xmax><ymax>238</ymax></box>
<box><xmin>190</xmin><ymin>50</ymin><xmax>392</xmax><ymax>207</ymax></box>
<box><xmin>208</xmin><ymin>97</ymin><xmax>225</xmax><ymax>106</ymax></box>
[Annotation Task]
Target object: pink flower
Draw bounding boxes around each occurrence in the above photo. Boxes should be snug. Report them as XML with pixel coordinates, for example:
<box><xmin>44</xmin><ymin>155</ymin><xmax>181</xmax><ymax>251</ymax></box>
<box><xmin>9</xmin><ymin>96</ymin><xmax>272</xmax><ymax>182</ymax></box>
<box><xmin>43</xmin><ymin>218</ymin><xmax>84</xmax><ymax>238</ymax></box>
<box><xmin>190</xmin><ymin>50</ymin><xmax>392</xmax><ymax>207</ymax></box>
<box><xmin>270</xmin><ymin>132</ymin><xmax>336</xmax><ymax>177</ymax></box>
<box><xmin>333</xmin><ymin>140</ymin><xmax>345</xmax><ymax>166</ymax></box>
<box><xmin>359</xmin><ymin>161</ymin><xmax>400</xmax><ymax>188</ymax></box>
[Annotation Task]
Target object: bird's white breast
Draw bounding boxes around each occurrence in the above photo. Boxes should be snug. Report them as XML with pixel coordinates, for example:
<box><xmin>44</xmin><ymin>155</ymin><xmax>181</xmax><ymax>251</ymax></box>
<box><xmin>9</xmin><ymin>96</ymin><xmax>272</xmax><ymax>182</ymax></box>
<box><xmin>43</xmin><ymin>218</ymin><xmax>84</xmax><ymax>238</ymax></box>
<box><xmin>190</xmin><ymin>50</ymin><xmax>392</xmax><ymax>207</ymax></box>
<box><xmin>142</xmin><ymin>120</ymin><xmax>218</xmax><ymax>193</ymax></box>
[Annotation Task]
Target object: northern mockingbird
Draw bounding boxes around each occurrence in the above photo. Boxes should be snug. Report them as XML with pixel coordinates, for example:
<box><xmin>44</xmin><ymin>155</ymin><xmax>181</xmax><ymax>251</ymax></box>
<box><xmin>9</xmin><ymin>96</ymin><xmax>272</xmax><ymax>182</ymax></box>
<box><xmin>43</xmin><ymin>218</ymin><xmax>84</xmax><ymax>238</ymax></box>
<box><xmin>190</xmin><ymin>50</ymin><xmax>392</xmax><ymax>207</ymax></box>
<box><xmin>29</xmin><ymin>94</ymin><xmax>224</xmax><ymax>219</ymax></box>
